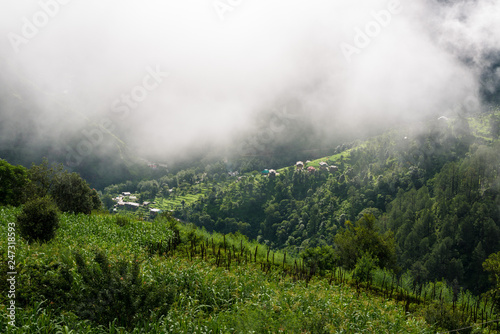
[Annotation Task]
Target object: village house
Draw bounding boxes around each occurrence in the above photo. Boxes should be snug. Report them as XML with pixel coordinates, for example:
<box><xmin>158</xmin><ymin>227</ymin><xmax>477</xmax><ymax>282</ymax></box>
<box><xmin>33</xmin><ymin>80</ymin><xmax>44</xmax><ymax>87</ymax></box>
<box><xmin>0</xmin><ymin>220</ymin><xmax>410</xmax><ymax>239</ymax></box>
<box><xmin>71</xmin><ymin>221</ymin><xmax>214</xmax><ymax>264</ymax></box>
<box><xmin>329</xmin><ymin>165</ymin><xmax>339</xmax><ymax>173</ymax></box>
<box><xmin>268</xmin><ymin>169</ymin><xmax>278</xmax><ymax>177</ymax></box>
<box><xmin>149</xmin><ymin>208</ymin><xmax>161</xmax><ymax>218</ymax></box>
<box><xmin>307</xmin><ymin>166</ymin><xmax>316</xmax><ymax>173</ymax></box>
<box><xmin>124</xmin><ymin>202</ymin><xmax>140</xmax><ymax>210</ymax></box>
<box><xmin>296</xmin><ymin>161</ymin><xmax>304</xmax><ymax>169</ymax></box>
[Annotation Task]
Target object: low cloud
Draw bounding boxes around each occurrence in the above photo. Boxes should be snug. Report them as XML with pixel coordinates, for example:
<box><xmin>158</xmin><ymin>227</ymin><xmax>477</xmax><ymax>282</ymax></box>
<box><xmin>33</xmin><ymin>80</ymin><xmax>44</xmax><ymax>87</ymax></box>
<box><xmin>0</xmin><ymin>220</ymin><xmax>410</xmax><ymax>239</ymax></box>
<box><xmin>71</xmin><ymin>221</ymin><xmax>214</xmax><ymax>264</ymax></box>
<box><xmin>0</xmin><ymin>0</ymin><xmax>498</xmax><ymax>164</ymax></box>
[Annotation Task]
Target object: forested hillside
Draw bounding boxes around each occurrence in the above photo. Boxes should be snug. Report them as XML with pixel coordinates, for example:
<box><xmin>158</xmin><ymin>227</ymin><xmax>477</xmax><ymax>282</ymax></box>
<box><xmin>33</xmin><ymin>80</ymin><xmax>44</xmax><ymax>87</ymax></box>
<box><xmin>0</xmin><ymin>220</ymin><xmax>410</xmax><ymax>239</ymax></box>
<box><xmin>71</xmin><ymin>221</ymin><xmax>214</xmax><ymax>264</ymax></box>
<box><xmin>102</xmin><ymin>111</ymin><xmax>500</xmax><ymax>296</ymax></box>
<box><xmin>178</xmin><ymin>112</ymin><xmax>500</xmax><ymax>294</ymax></box>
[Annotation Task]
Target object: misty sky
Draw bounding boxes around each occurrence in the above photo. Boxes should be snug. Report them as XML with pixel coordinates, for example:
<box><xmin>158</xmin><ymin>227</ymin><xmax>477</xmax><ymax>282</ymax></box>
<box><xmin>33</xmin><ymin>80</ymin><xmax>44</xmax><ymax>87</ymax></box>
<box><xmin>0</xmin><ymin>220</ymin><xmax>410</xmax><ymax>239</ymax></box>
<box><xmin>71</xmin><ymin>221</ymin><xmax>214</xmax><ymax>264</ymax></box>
<box><xmin>1</xmin><ymin>0</ymin><xmax>499</xmax><ymax>161</ymax></box>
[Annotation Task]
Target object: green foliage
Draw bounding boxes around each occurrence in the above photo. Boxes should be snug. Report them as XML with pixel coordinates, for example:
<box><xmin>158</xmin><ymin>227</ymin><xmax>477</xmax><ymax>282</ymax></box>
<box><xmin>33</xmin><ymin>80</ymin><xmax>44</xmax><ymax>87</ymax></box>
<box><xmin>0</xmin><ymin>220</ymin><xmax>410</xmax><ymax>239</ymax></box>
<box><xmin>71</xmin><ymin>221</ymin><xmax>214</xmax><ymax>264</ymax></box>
<box><xmin>115</xmin><ymin>214</ymin><xmax>131</xmax><ymax>227</ymax></box>
<box><xmin>24</xmin><ymin>159</ymin><xmax>102</xmax><ymax>214</ymax></box>
<box><xmin>52</xmin><ymin>171</ymin><xmax>102</xmax><ymax>214</ymax></box>
<box><xmin>137</xmin><ymin>179</ymin><xmax>160</xmax><ymax>198</ymax></box>
<box><xmin>17</xmin><ymin>261</ymin><xmax>72</xmax><ymax>307</ymax></box>
<box><xmin>101</xmin><ymin>193</ymin><xmax>115</xmax><ymax>210</ymax></box>
<box><xmin>484</xmin><ymin>252</ymin><xmax>500</xmax><ymax>283</ymax></box>
<box><xmin>353</xmin><ymin>252</ymin><xmax>378</xmax><ymax>283</ymax></box>
<box><xmin>301</xmin><ymin>245</ymin><xmax>337</xmax><ymax>272</ymax></box>
<box><xmin>72</xmin><ymin>251</ymin><xmax>175</xmax><ymax>328</ymax></box>
<box><xmin>483</xmin><ymin>251</ymin><xmax>500</xmax><ymax>310</ymax></box>
<box><xmin>25</xmin><ymin>158</ymin><xmax>63</xmax><ymax>198</ymax></box>
<box><xmin>17</xmin><ymin>196</ymin><xmax>59</xmax><ymax>243</ymax></box>
<box><xmin>334</xmin><ymin>214</ymin><xmax>396</xmax><ymax>271</ymax></box>
<box><xmin>421</xmin><ymin>301</ymin><xmax>470</xmax><ymax>333</ymax></box>
<box><xmin>0</xmin><ymin>159</ymin><xmax>29</xmax><ymax>206</ymax></box>
<box><xmin>0</xmin><ymin>207</ymin><xmax>435</xmax><ymax>333</ymax></box>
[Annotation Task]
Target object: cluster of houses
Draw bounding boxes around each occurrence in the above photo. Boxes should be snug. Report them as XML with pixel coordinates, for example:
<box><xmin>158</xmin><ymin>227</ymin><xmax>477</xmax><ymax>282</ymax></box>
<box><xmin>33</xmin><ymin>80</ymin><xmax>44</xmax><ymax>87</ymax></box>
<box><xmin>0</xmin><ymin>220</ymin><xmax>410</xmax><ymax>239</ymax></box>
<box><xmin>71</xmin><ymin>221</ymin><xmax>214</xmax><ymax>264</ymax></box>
<box><xmin>262</xmin><ymin>161</ymin><xmax>339</xmax><ymax>177</ymax></box>
<box><xmin>114</xmin><ymin>192</ymin><xmax>162</xmax><ymax>217</ymax></box>
<box><xmin>261</xmin><ymin>169</ymin><xmax>279</xmax><ymax>177</ymax></box>
<box><xmin>295</xmin><ymin>161</ymin><xmax>339</xmax><ymax>173</ymax></box>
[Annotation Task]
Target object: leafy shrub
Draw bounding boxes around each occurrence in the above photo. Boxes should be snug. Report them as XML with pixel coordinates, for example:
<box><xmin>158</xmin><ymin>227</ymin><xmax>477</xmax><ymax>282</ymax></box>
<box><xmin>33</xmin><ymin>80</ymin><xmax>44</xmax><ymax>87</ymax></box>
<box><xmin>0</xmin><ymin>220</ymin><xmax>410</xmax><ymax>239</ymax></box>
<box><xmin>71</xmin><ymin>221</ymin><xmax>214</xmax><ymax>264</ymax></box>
<box><xmin>115</xmin><ymin>214</ymin><xmax>131</xmax><ymax>227</ymax></box>
<box><xmin>301</xmin><ymin>245</ymin><xmax>337</xmax><ymax>272</ymax></box>
<box><xmin>422</xmin><ymin>301</ymin><xmax>469</xmax><ymax>333</ymax></box>
<box><xmin>17</xmin><ymin>262</ymin><xmax>72</xmax><ymax>307</ymax></box>
<box><xmin>72</xmin><ymin>251</ymin><xmax>175</xmax><ymax>328</ymax></box>
<box><xmin>163</xmin><ymin>214</ymin><xmax>181</xmax><ymax>246</ymax></box>
<box><xmin>353</xmin><ymin>252</ymin><xmax>378</xmax><ymax>284</ymax></box>
<box><xmin>17</xmin><ymin>196</ymin><xmax>59</xmax><ymax>243</ymax></box>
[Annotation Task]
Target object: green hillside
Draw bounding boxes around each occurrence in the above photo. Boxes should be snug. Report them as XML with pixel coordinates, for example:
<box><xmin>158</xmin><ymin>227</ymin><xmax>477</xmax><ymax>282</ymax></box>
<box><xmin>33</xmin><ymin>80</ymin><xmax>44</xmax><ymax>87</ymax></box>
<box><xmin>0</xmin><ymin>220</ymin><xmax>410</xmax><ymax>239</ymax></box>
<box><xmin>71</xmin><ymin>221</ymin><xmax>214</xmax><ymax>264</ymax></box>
<box><xmin>1</xmin><ymin>208</ymin><xmax>436</xmax><ymax>333</ymax></box>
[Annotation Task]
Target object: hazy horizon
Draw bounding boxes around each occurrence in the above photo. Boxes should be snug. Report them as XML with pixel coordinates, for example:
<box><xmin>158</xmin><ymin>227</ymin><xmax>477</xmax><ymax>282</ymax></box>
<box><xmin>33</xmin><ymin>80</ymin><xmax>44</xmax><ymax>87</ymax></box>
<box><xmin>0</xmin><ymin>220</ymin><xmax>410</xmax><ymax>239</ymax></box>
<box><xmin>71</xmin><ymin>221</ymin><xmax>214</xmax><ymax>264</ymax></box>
<box><xmin>1</xmin><ymin>0</ymin><xmax>499</xmax><ymax>167</ymax></box>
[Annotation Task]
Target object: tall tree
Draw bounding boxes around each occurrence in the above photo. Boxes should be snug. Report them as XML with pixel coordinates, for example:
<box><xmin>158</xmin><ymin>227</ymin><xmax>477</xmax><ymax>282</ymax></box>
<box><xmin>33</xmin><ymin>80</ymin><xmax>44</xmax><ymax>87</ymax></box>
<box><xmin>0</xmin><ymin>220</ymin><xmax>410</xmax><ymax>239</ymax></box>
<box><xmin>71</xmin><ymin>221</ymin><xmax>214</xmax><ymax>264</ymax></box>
<box><xmin>0</xmin><ymin>159</ymin><xmax>29</xmax><ymax>206</ymax></box>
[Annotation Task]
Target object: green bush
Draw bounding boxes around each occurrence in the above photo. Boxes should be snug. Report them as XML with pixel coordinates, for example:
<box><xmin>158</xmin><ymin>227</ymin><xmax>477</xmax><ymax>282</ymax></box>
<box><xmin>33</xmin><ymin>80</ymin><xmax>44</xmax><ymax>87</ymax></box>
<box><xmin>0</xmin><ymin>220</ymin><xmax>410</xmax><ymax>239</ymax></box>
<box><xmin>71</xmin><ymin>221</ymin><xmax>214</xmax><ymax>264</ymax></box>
<box><xmin>17</xmin><ymin>262</ymin><xmax>72</xmax><ymax>307</ymax></box>
<box><xmin>115</xmin><ymin>214</ymin><xmax>131</xmax><ymax>227</ymax></box>
<box><xmin>17</xmin><ymin>196</ymin><xmax>59</xmax><ymax>243</ymax></box>
<box><xmin>301</xmin><ymin>245</ymin><xmax>337</xmax><ymax>272</ymax></box>
<box><xmin>72</xmin><ymin>251</ymin><xmax>176</xmax><ymax>328</ymax></box>
<box><xmin>353</xmin><ymin>252</ymin><xmax>378</xmax><ymax>284</ymax></box>
<box><xmin>422</xmin><ymin>301</ymin><xmax>469</xmax><ymax>333</ymax></box>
